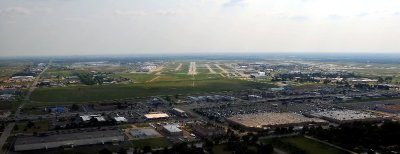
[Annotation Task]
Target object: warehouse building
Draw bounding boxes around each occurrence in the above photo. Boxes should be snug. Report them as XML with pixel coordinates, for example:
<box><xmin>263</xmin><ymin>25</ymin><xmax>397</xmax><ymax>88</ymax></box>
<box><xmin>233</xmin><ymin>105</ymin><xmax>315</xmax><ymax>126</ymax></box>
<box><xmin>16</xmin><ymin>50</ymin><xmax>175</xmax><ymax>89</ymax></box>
<box><xmin>163</xmin><ymin>124</ymin><xmax>182</xmax><ymax>136</ymax></box>
<box><xmin>80</xmin><ymin>115</ymin><xmax>106</xmax><ymax>122</ymax></box>
<box><xmin>171</xmin><ymin>108</ymin><xmax>187</xmax><ymax>117</ymax></box>
<box><xmin>114</xmin><ymin>116</ymin><xmax>128</xmax><ymax>123</ymax></box>
<box><xmin>310</xmin><ymin>110</ymin><xmax>385</xmax><ymax>123</ymax></box>
<box><xmin>14</xmin><ymin>130</ymin><xmax>124</xmax><ymax>151</ymax></box>
<box><xmin>227</xmin><ymin>112</ymin><xmax>327</xmax><ymax>131</ymax></box>
<box><xmin>144</xmin><ymin>112</ymin><xmax>169</xmax><ymax>120</ymax></box>
<box><xmin>129</xmin><ymin>128</ymin><xmax>162</xmax><ymax>139</ymax></box>
<box><xmin>192</xmin><ymin>124</ymin><xmax>225</xmax><ymax>139</ymax></box>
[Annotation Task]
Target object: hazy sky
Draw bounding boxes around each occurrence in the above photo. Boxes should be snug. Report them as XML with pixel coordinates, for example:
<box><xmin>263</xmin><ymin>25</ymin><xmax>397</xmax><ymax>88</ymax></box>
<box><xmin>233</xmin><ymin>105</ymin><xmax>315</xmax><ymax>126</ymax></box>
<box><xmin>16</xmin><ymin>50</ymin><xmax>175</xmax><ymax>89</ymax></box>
<box><xmin>1</xmin><ymin>0</ymin><xmax>400</xmax><ymax>56</ymax></box>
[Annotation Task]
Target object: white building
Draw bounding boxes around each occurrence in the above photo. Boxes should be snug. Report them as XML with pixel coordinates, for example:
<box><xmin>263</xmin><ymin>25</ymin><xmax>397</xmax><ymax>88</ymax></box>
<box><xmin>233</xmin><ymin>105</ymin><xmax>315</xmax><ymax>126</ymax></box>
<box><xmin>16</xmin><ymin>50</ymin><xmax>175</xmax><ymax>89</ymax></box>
<box><xmin>114</xmin><ymin>117</ymin><xmax>128</xmax><ymax>123</ymax></box>
<box><xmin>144</xmin><ymin>112</ymin><xmax>169</xmax><ymax>120</ymax></box>
<box><xmin>163</xmin><ymin>124</ymin><xmax>182</xmax><ymax>136</ymax></box>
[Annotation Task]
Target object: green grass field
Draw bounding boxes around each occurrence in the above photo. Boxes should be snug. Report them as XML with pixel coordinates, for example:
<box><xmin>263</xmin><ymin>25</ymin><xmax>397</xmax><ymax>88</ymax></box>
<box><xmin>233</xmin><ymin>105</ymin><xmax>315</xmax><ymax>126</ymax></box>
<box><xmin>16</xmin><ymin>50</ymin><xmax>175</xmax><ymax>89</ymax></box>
<box><xmin>0</xmin><ymin>64</ymin><xmax>27</xmax><ymax>81</ymax></box>
<box><xmin>113</xmin><ymin>73</ymin><xmax>157</xmax><ymax>83</ymax></box>
<box><xmin>13</xmin><ymin>120</ymin><xmax>49</xmax><ymax>134</ymax></box>
<box><xmin>31</xmin><ymin>79</ymin><xmax>273</xmax><ymax>103</ymax></box>
<box><xmin>265</xmin><ymin>136</ymin><xmax>348</xmax><ymax>154</ymax></box>
<box><xmin>0</xmin><ymin>101</ymin><xmax>23</xmax><ymax>113</ymax></box>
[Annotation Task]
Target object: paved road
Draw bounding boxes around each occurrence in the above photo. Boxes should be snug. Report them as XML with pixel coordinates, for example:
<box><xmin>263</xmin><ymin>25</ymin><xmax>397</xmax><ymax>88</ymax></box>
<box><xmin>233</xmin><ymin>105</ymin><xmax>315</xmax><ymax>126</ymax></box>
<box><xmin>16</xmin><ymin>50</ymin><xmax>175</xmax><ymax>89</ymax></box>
<box><xmin>215</xmin><ymin>64</ymin><xmax>228</xmax><ymax>74</ymax></box>
<box><xmin>0</xmin><ymin>60</ymin><xmax>52</xmax><ymax>153</ymax></box>
<box><xmin>273</xmin><ymin>148</ymin><xmax>288</xmax><ymax>154</ymax></box>
<box><xmin>188</xmin><ymin>62</ymin><xmax>197</xmax><ymax>75</ymax></box>
<box><xmin>205</xmin><ymin>64</ymin><xmax>216</xmax><ymax>74</ymax></box>
<box><xmin>15</xmin><ymin>60</ymin><xmax>52</xmax><ymax>116</ymax></box>
<box><xmin>175</xmin><ymin>63</ymin><xmax>182</xmax><ymax>71</ymax></box>
<box><xmin>0</xmin><ymin>123</ymin><xmax>15</xmax><ymax>153</ymax></box>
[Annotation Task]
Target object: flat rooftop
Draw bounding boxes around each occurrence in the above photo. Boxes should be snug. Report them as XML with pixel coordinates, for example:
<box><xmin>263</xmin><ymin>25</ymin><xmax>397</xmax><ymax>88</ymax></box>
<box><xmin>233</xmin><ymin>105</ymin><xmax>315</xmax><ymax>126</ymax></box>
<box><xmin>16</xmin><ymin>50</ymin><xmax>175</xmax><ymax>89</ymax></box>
<box><xmin>144</xmin><ymin>112</ymin><xmax>169</xmax><ymax>119</ymax></box>
<box><xmin>15</xmin><ymin>130</ymin><xmax>122</xmax><ymax>145</ymax></box>
<box><xmin>227</xmin><ymin>112</ymin><xmax>326</xmax><ymax>128</ymax></box>
<box><xmin>311</xmin><ymin>110</ymin><xmax>379</xmax><ymax>121</ymax></box>
<box><xmin>163</xmin><ymin>124</ymin><xmax>182</xmax><ymax>133</ymax></box>
<box><xmin>130</xmin><ymin>128</ymin><xmax>162</xmax><ymax>138</ymax></box>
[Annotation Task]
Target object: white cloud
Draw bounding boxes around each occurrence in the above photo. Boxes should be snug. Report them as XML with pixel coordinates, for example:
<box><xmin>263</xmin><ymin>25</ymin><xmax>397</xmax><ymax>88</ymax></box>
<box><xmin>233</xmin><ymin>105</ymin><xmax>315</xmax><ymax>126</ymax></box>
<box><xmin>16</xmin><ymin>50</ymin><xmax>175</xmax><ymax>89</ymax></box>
<box><xmin>0</xmin><ymin>7</ymin><xmax>31</xmax><ymax>16</ymax></box>
<box><xmin>222</xmin><ymin>0</ymin><xmax>249</xmax><ymax>7</ymax></box>
<box><xmin>1</xmin><ymin>0</ymin><xmax>400</xmax><ymax>56</ymax></box>
<box><xmin>114</xmin><ymin>10</ymin><xmax>147</xmax><ymax>16</ymax></box>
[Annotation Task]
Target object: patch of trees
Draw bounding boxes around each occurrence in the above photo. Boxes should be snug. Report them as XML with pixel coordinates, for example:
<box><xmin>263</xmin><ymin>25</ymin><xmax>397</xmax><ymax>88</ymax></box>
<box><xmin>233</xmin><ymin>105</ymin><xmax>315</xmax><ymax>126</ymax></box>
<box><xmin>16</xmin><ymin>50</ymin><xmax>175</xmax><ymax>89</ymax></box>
<box><xmin>71</xmin><ymin>104</ymin><xmax>79</xmax><ymax>111</ymax></box>
<box><xmin>75</xmin><ymin>73</ymin><xmax>97</xmax><ymax>85</ymax></box>
<box><xmin>75</xmin><ymin>73</ymin><xmax>109</xmax><ymax>85</ymax></box>
<box><xmin>12</xmin><ymin>71</ymin><xmax>37</xmax><ymax>77</ymax></box>
<box><xmin>377</xmin><ymin>76</ymin><xmax>393</xmax><ymax>83</ymax></box>
<box><xmin>307</xmin><ymin>121</ymin><xmax>400</xmax><ymax>153</ymax></box>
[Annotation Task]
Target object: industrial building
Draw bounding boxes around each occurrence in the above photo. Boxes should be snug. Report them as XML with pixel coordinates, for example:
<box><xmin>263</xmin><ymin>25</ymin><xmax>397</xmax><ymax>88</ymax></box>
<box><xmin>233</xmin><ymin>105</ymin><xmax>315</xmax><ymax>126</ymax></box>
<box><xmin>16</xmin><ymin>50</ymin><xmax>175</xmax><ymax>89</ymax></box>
<box><xmin>14</xmin><ymin>130</ymin><xmax>124</xmax><ymax>151</ymax></box>
<box><xmin>80</xmin><ymin>115</ymin><xmax>106</xmax><ymax>122</ymax></box>
<box><xmin>114</xmin><ymin>116</ymin><xmax>128</xmax><ymax>123</ymax></box>
<box><xmin>227</xmin><ymin>112</ymin><xmax>327</xmax><ymax>130</ymax></box>
<box><xmin>171</xmin><ymin>108</ymin><xmax>187</xmax><ymax>117</ymax></box>
<box><xmin>310</xmin><ymin>110</ymin><xmax>385</xmax><ymax>123</ymax></box>
<box><xmin>144</xmin><ymin>112</ymin><xmax>169</xmax><ymax>120</ymax></box>
<box><xmin>163</xmin><ymin>124</ymin><xmax>182</xmax><ymax>136</ymax></box>
<box><xmin>129</xmin><ymin>128</ymin><xmax>162</xmax><ymax>139</ymax></box>
<box><xmin>192</xmin><ymin>125</ymin><xmax>225</xmax><ymax>139</ymax></box>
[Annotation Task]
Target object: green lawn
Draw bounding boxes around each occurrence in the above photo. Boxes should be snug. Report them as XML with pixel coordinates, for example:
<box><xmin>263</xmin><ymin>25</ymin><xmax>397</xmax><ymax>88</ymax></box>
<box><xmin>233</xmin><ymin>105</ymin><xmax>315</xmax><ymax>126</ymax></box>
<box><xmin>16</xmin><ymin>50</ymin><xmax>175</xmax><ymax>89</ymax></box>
<box><xmin>130</xmin><ymin>137</ymin><xmax>172</xmax><ymax>148</ymax></box>
<box><xmin>176</xmin><ymin>62</ymin><xmax>189</xmax><ymax>74</ymax></box>
<box><xmin>31</xmin><ymin>79</ymin><xmax>273</xmax><ymax>103</ymax></box>
<box><xmin>0</xmin><ymin>101</ymin><xmax>23</xmax><ymax>113</ymax></box>
<box><xmin>266</xmin><ymin>136</ymin><xmax>348</xmax><ymax>154</ymax></box>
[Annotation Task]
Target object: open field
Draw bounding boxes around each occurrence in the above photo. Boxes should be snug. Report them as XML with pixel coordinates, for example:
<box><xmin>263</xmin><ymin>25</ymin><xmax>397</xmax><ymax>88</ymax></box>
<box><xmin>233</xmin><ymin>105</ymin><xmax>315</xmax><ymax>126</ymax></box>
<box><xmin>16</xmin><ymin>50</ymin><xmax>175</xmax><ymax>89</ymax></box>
<box><xmin>112</xmin><ymin>73</ymin><xmax>157</xmax><ymax>83</ymax></box>
<box><xmin>264</xmin><ymin>136</ymin><xmax>348</xmax><ymax>154</ymax></box>
<box><xmin>13</xmin><ymin>121</ymin><xmax>49</xmax><ymax>134</ymax></box>
<box><xmin>43</xmin><ymin>69</ymin><xmax>75</xmax><ymax>77</ymax></box>
<box><xmin>0</xmin><ymin>64</ymin><xmax>27</xmax><ymax>81</ymax></box>
<box><xmin>31</xmin><ymin>79</ymin><xmax>274</xmax><ymax>103</ymax></box>
<box><xmin>0</xmin><ymin>101</ymin><xmax>23</xmax><ymax>113</ymax></box>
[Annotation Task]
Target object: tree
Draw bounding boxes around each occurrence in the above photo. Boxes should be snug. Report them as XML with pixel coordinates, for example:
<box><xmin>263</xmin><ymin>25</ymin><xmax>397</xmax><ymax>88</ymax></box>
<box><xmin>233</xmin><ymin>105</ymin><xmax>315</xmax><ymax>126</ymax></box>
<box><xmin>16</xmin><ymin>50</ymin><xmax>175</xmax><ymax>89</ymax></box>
<box><xmin>117</xmin><ymin>148</ymin><xmax>127</xmax><ymax>154</ymax></box>
<box><xmin>378</xmin><ymin>77</ymin><xmax>384</xmax><ymax>83</ymax></box>
<box><xmin>71</xmin><ymin>104</ymin><xmax>79</xmax><ymax>111</ymax></box>
<box><xmin>27</xmin><ymin>121</ymin><xmax>35</xmax><ymax>128</ymax></box>
<box><xmin>258</xmin><ymin>144</ymin><xmax>274</xmax><ymax>154</ymax></box>
<box><xmin>14</xmin><ymin>124</ymin><xmax>19</xmax><ymax>131</ymax></box>
<box><xmin>385</xmin><ymin>76</ymin><xmax>393</xmax><ymax>83</ymax></box>
<box><xmin>242</xmin><ymin>134</ymin><xmax>250</xmax><ymax>143</ymax></box>
<box><xmin>142</xmin><ymin>146</ymin><xmax>152</xmax><ymax>153</ymax></box>
<box><xmin>165</xmin><ymin>95</ymin><xmax>171</xmax><ymax>102</ymax></box>
<box><xmin>98</xmin><ymin>148</ymin><xmax>112</xmax><ymax>154</ymax></box>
